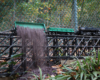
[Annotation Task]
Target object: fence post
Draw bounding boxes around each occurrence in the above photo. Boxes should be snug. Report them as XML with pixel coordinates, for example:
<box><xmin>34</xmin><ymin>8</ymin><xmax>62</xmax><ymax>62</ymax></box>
<box><xmin>9</xmin><ymin>36</ymin><xmax>13</xmax><ymax>72</ymax></box>
<box><xmin>22</xmin><ymin>40</ymin><xmax>26</xmax><ymax>71</ymax></box>
<box><xmin>72</xmin><ymin>0</ymin><xmax>78</xmax><ymax>31</ymax></box>
<box><xmin>74</xmin><ymin>0</ymin><xmax>78</xmax><ymax>31</ymax></box>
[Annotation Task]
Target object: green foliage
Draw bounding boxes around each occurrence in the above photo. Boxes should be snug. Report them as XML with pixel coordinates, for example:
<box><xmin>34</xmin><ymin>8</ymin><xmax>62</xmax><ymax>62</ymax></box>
<box><xmin>21</xmin><ymin>67</ymin><xmax>46</xmax><ymax>80</ymax></box>
<box><xmin>50</xmin><ymin>50</ymin><xmax>100</xmax><ymax>80</ymax></box>
<box><xmin>0</xmin><ymin>0</ymin><xmax>28</xmax><ymax>22</ymax></box>
<box><xmin>0</xmin><ymin>53</ymin><xmax>23</xmax><ymax>70</ymax></box>
<box><xmin>78</xmin><ymin>0</ymin><xmax>100</xmax><ymax>27</ymax></box>
<box><xmin>0</xmin><ymin>0</ymin><xmax>99</xmax><ymax>30</ymax></box>
<box><xmin>11</xmin><ymin>53</ymin><xmax>23</xmax><ymax>58</ymax></box>
<box><xmin>0</xmin><ymin>0</ymin><xmax>13</xmax><ymax>22</ymax></box>
<box><xmin>0</xmin><ymin>0</ymin><xmax>72</xmax><ymax>31</ymax></box>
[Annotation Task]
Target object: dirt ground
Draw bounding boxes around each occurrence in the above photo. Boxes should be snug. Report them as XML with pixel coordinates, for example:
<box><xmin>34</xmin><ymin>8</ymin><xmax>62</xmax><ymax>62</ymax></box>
<box><xmin>16</xmin><ymin>59</ymin><xmax>82</xmax><ymax>80</ymax></box>
<box><xmin>16</xmin><ymin>66</ymin><xmax>57</xmax><ymax>80</ymax></box>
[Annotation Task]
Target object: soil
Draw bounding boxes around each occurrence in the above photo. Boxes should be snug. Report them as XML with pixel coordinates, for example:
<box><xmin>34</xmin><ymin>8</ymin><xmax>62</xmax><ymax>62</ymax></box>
<box><xmin>16</xmin><ymin>66</ymin><xmax>57</xmax><ymax>80</ymax></box>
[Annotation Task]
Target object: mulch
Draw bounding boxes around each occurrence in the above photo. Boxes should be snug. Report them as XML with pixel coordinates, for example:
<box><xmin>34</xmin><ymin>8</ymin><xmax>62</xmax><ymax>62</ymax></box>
<box><xmin>16</xmin><ymin>66</ymin><xmax>57</xmax><ymax>80</ymax></box>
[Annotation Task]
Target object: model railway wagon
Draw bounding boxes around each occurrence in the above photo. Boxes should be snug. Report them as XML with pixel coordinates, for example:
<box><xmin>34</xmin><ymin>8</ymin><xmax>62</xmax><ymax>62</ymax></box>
<box><xmin>46</xmin><ymin>27</ymin><xmax>74</xmax><ymax>35</ymax></box>
<box><xmin>75</xmin><ymin>27</ymin><xmax>100</xmax><ymax>36</ymax></box>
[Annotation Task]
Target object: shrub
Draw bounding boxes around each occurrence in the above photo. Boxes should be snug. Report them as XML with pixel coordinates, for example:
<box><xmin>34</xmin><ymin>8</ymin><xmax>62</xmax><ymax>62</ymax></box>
<box><xmin>50</xmin><ymin>50</ymin><xmax>100</xmax><ymax>80</ymax></box>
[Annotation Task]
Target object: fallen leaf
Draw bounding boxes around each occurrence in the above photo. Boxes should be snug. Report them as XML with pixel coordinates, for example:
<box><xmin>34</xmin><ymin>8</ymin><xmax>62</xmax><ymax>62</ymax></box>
<box><xmin>71</xmin><ymin>72</ymin><xmax>76</xmax><ymax>75</ymax></box>
<box><xmin>75</xmin><ymin>66</ymin><xmax>79</xmax><ymax>71</ymax></box>
<box><xmin>48</xmin><ymin>8</ymin><xmax>51</xmax><ymax>10</ymax></box>
<box><xmin>56</xmin><ymin>69</ymin><xmax>63</xmax><ymax>74</ymax></box>
<box><xmin>52</xmin><ymin>65</ymin><xmax>62</xmax><ymax>69</ymax></box>
<box><xmin>59</xmin><ymin>64</ymin><xmax>62</xmax><ymax>67</ymax></box>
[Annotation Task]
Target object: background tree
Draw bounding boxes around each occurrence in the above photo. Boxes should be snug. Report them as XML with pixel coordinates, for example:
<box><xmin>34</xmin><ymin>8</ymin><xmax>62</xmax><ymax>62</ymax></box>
<box><xmin>0</xmin><ymin>0</ymin><xmax>99</xmax><ymax>31</ymax></box>
<box><xmin>0</xmin><ymin>0</ymin><xmax>28</xmax><ymax>23</ymax></box>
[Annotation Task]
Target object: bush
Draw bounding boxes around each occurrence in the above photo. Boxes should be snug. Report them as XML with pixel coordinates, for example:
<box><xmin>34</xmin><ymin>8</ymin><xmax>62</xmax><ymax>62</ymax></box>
<box><xmin>50</xmin><ymin>50</ymin><xmax>100</xmax><ymax>80</ymax></box>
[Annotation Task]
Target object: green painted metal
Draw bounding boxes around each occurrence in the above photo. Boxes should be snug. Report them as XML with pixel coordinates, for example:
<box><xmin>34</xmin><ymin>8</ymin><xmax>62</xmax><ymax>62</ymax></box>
<box><xmin>47</xmin><ymin>27</ymin><xmax>74</xmax><ymax>32</ymax></box>
<box><xmin>15</xmin><ymin>22</ymin><xmax>46</xmax><ymax>31</ymax></box>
